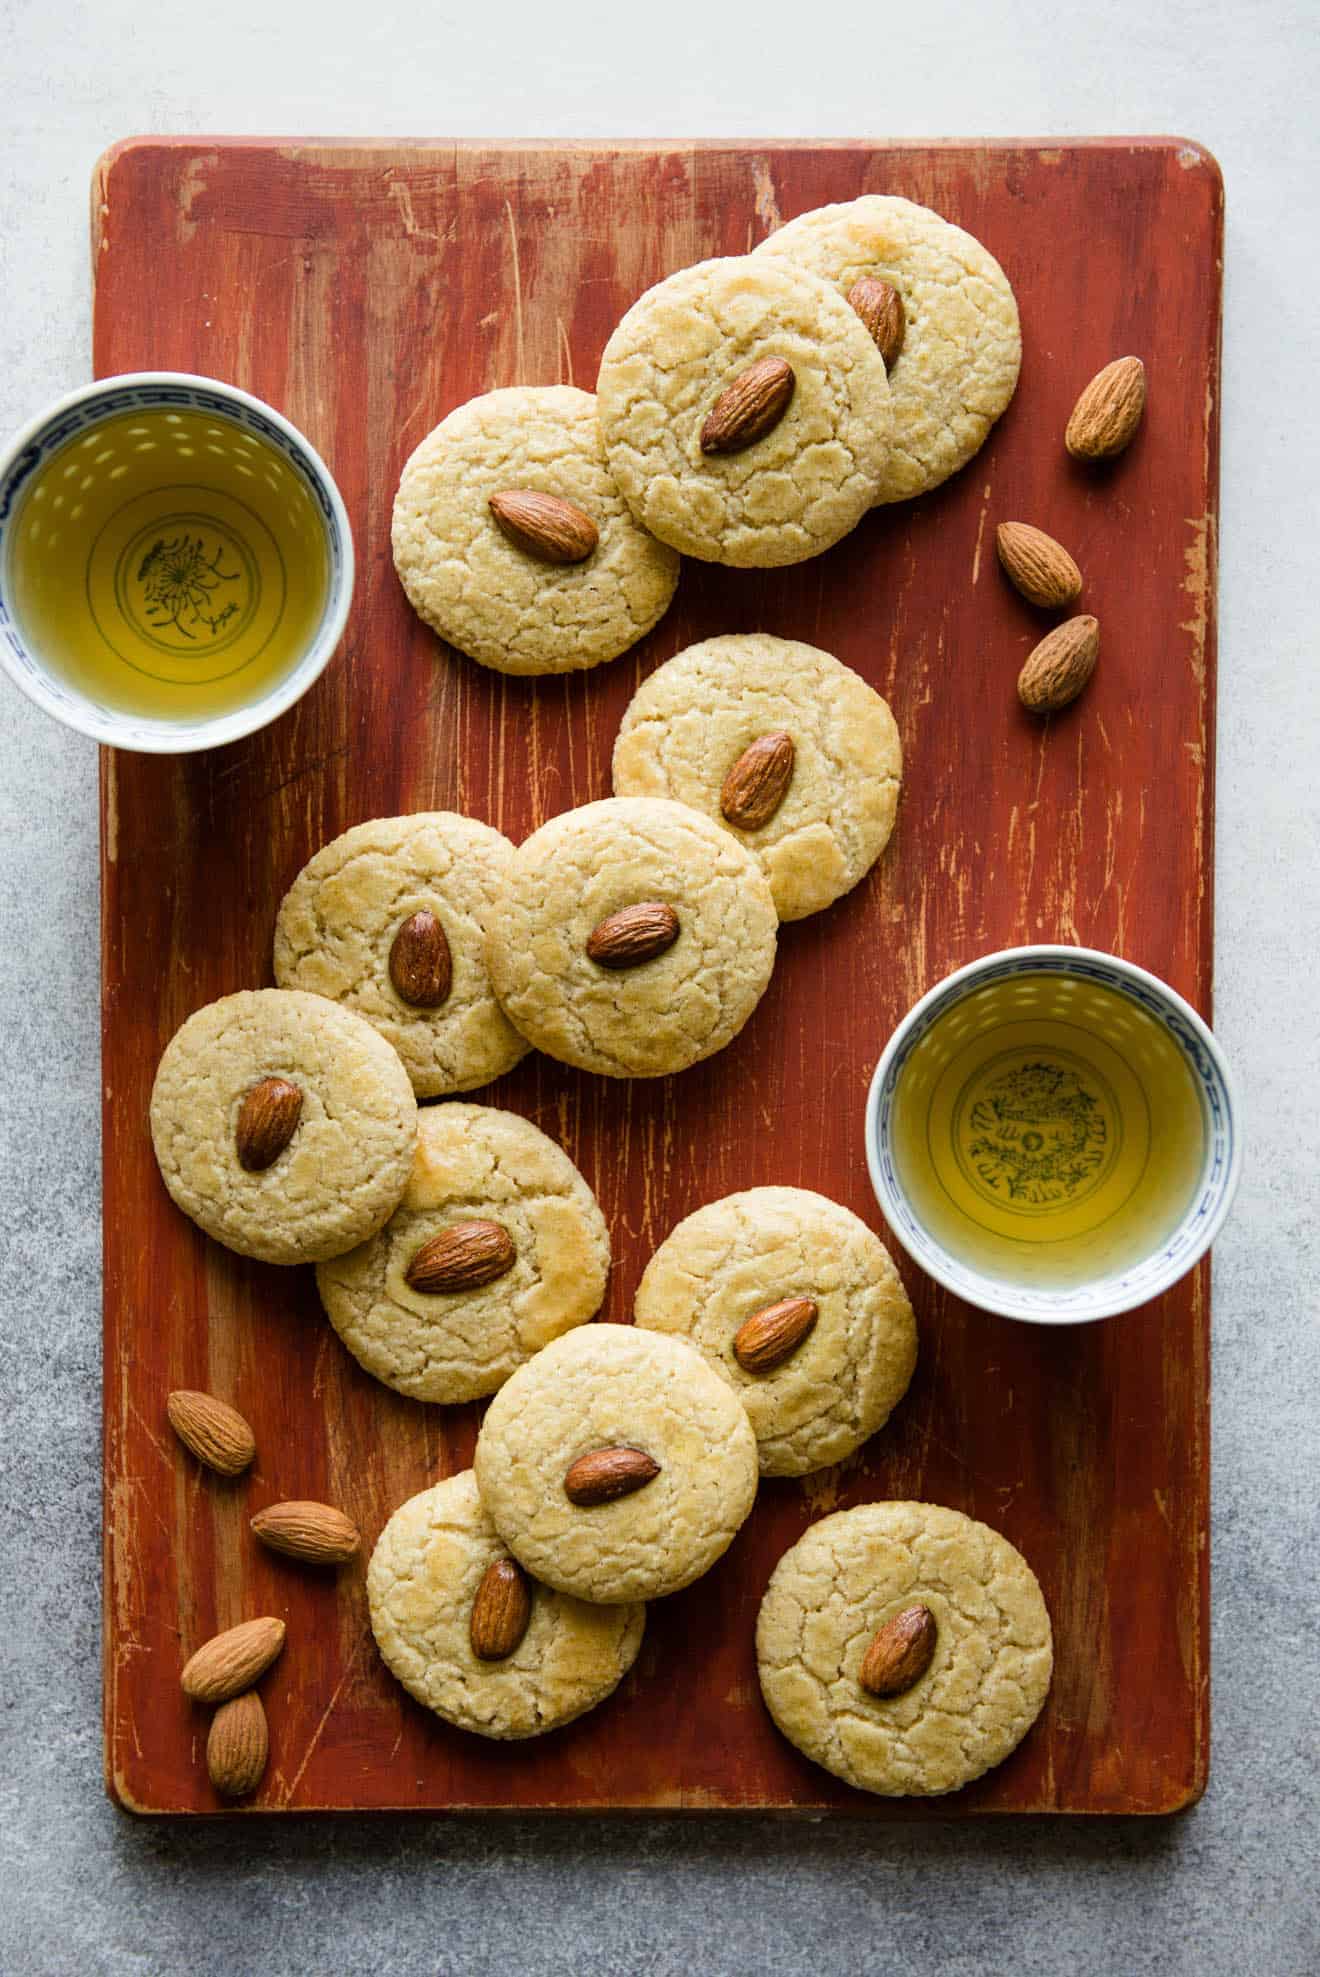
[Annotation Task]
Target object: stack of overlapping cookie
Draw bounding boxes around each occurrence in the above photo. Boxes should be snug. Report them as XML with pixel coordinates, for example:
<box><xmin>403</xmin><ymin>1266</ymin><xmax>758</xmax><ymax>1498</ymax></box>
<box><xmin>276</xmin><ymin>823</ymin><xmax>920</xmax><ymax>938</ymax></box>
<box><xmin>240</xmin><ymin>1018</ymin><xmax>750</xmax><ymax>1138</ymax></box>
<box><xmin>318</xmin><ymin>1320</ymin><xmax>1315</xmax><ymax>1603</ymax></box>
<box><xmin>151</xmin><ymin>975</ymin><xmax>1051</xmax><ymax>1791</ymax></box>
<box><xmin>147</xmin><ymin>194</ymin><xmax>1053</xmax><ymax>1796</ymax></box>
<box><xmin>394</xmin><ymin>192</ymin><xmax>1020</xmax><ymax>632</ymax></box>
<box><xmin>381</xmin><ymin>194</ymin><xmax>1022</xmax><ymax>1072</ymax></box>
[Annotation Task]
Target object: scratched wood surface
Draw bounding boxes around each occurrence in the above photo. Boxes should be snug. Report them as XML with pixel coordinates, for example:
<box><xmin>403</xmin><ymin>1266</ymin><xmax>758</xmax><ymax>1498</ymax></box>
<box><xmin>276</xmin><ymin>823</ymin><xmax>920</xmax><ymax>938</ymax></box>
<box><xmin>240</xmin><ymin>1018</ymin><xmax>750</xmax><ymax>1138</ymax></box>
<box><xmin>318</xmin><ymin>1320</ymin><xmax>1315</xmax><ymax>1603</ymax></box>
<box><xmin>95</xmin><ymin>138</ymin><xmax>1221</xmax><ymax>1815</ymax></box>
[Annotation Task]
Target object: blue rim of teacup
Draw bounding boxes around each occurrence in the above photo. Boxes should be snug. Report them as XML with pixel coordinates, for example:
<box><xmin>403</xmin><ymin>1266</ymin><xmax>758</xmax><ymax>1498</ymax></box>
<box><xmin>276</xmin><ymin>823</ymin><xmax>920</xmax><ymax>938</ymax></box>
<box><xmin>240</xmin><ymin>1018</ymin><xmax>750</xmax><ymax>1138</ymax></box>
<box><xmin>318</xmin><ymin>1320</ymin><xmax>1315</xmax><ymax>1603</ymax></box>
<box><xmin>0</xmin><ymin>372</ymin><xmax>354</xmax><ymax>754</ymax></box>
<box><xmin>864</xmin><ymin>945</ymin><xmax>1242</xmax><ymax>1325</ymax></box>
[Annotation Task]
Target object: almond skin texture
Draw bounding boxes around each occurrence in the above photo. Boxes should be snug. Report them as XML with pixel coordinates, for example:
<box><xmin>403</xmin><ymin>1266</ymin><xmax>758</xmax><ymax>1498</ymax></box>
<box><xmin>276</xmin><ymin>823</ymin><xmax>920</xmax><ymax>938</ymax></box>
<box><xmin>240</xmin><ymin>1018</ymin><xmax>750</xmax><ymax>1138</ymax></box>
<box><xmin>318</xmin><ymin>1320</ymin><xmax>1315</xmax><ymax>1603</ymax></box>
<box><xmin>563</xmin><ymin>1446</ymin><xmax>661</xmax><ymax>1506</ymax></box>
<box><xmin>1065</xmin><ymin>356</ymin><xmax>1146</xmax><ymax>460</ymax></box>
<box><xmin>699</xmin><ymin>357</ymin><xmax>796</xmax><ymax>455</ymax></box>
<box><xmin>207</xmin><ymin>1691</ymin><xmax>269</xmax><ymax>1799</ymax></box>
<box><xmin>181</xmin><ymin>1617</ymin><xmax>286</xmax><ymax>1704</ymax></box>
<box><xmin>720</xmin><ymin>731</ymin><xmax>796</xmax><ymax>831</ymax></box>
<box><xmin>469</xmin><ymin>1557</ymin><xmax>533</xmax><ymax>1661</ymax></box>
<box><xmin>166</xmin><ymin>1390</ymin><xmax>256</xmax><ymax>1477</ymax></box>
<box><xmin>859</xmin><ymin>1603</ymin><xmax>938</xmax><ymax>1698</ymax></box>
<box><xmin>1018</xmin><ymin>615</ymin><xmax>1100</xmax><ymax>714</ymax></box>
<box><xmin>388</xmin><ymin>908</ymin><xmax>452</xmax><ymax>1009</ymax></box>
<box><xmin>250</xmin><ymin>1501</ymin><xmax>361</xmax><ymax>1566</ymax></box>
<box><xmin>235</xmin><ymin>1076</ymin><xmax>303</xmax><ymax>1172</ymax></box>
<box><xmin>585</xmin><ymin>902</ymin><xmax>680</xmax><ymax>969</ymax></box>
<box><xmin>847</xmin><ymin>277</ymin><xmax>905</xmax><ymax>370</ymax></box>
<box><xmin>733</xmin><ymin>1295</ymin><xmax>819</xmax><ymax>1373</ymax></box>
<box><xmin>996</xmin><ymin>522</ymin><xmax>1083</xmax><ymax>610</ymax></box>
<box><xmin>488</xmin><ymin>489</ymin><xmax>598</xmax><ymax>564</ymax></box>
<box><xmin>404</xmin><ymin>1219</ymin><xmax>517</xmax><ymax>1294</ymax></box>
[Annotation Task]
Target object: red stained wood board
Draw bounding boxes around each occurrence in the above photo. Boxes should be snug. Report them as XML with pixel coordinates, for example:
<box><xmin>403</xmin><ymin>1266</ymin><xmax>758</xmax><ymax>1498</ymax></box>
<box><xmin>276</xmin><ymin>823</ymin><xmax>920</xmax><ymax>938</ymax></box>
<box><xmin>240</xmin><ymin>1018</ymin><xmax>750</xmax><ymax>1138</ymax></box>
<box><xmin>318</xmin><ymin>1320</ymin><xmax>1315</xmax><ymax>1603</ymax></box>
<box><xmin>95</xmin><ymin>138</ymin><xmax>1222</xmax><ymax>1815</ymax></box>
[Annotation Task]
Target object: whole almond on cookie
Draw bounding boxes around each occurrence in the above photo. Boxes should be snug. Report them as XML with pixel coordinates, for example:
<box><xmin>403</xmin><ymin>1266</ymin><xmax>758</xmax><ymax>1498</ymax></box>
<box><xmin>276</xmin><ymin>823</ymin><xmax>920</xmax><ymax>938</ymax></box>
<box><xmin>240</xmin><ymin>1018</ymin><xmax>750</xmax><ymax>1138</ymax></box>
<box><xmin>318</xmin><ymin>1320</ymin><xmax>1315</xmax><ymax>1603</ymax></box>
<box><xmin>469</xmin><ymin>1557</ymin><xmax>533</xmax><ymax>1661</ymax></box>
<box><xmin>404</xmin><ymin>1219</ymin><xmax>517</xmax><ymax>1293</ymax></box>
<box><xmin>586</xmin><ymin>901</ymin><xmax>680</xmax><ymax>969</ymax></box>
<box><xmin>166</xmin><ymin>1390</ymin><xmax>256</xmax><ymax>1476</ymax></box>
<box><xmin>564</xmin><ymin>1446</ymin><xmax>661</xmax><ymax>1506</ymax></box>
<box><xmin>859</xmin><ymin>1603</ymin><xmax>938</xmax><ymax>1698</ymax></box>
<box><xmin>488</xmin><ymin>489</ymin><xmax>598</xmax><ymax>564</ymax></box>
<box><xmin>1065</xmin><ymin>356</ymin><xmax>1146</xmax><ymax>460</ymax></box>
<box><xmin>389</xmin><ymin>909</ymin><xmax>452</xmax><ymax>1009</ymax></box>
<box><xmin>699</xmin><ymin>357</ymin><xmax>796</xmax><ymax>454</ymax></box>
<box><xmin>996</xmin><ymin>523</ymin><xmax>1083</xmax><ymax>609</ymax></box>
<box><xmin>251</xmin><ymin>1501</ymin><xmax>361</xmax><ymax>1566</ymax></box>
<box><xmin>207</xmin><ymin>1691</ymin><xmax>269</xmax><ymax>1799</ymax></box>
<box><xmin>733</xmin><ymin>1296</ymin><xmax>819</xmax><ymax>1373</ymax></box>
<box><xmin>1018</xmin><ymin>615</ymin><xmax>1100</xmax><ymax>713</ymax></box>
<box><xmin>720</xmin><ymin>731</ymin><xmax>796</xmax><ymax>831</ymax></box>
<box><xmin>181</xmin><ymin>1617</ymin><xmax>286</xmax><ymax>1703</ymax></box>
<box><xmin>847</xmin><ymin>277</ymin><xmax>905</xmax><ymax>369</ymax></box>
<box><xmin>235</xmin><ymin>1076</ymin><xmax>303</xmax><ymax>1172</ymax></box>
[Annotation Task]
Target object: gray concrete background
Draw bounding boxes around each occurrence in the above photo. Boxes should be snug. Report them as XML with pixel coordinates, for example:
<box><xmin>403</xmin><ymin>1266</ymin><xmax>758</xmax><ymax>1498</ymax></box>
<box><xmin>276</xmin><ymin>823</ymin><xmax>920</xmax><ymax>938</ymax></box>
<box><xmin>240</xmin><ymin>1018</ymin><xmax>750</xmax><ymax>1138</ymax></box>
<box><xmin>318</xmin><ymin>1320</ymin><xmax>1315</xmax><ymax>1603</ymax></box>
<box><xmin>1</xmin><ymin>1</ymin><xmax>1317</xmax><ymax>1971</ymax></box>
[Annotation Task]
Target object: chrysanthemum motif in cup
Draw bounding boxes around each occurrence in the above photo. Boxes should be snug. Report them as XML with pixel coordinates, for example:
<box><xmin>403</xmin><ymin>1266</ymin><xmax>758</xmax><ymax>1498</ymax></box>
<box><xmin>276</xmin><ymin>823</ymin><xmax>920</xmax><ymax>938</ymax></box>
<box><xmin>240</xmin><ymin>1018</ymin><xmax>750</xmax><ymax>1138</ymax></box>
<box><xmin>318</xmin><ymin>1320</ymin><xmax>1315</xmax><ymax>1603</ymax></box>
<box><xmin>866</xmin><ymin>946</ymin><xmax>1241</xmax><ymax>1325</ymax></box>
<box><xmin>0</xmin><ymin>372</ymin><xmax>353</xmax><ymax>753</ymax></box>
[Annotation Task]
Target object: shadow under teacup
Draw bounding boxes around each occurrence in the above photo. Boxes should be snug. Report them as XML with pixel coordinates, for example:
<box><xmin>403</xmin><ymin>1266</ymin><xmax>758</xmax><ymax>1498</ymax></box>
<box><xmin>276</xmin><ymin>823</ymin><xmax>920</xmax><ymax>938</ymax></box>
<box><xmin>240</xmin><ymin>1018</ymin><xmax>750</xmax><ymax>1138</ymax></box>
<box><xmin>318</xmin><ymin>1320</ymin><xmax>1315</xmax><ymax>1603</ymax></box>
<box><xmin>866</xmin><ymin>946</ymin><xmax>1241</xmax><ymax>1325</ymax></box>
<box><xmin>0</xmin><ymin>373</ymin><xmax>353</xmax><ymax>753</ymax></box>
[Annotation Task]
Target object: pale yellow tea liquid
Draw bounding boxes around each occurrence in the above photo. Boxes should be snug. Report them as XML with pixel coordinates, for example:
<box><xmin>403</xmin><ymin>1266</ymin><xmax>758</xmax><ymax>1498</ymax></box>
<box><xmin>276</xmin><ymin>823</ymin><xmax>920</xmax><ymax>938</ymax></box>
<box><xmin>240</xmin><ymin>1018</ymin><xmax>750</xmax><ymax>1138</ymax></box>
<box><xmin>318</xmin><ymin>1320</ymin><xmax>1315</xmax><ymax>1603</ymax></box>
<box><xmin>9</xmin><ymin>408</ymin><xmax>329</xmax><ymax>722</ymax></box>
<box><xmin>892</xmin><ymin>972</ymin><xmax>1206</xmax><ymax>1288</ymax></box>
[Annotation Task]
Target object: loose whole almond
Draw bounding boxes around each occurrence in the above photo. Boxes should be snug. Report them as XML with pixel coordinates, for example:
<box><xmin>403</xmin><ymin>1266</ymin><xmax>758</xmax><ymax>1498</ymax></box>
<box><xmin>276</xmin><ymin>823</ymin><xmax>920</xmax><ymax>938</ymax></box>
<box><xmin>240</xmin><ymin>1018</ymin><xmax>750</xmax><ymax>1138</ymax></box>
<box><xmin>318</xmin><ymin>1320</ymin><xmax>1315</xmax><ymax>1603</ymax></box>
<box><xmin>1065</xmin><ymin>356</ymin><xmax>1146</xmax><ymax>460</ymax></box>
<box><xmin>488</xmin><ymin>489</ymin><xmax>598</xmax><ymax>564</ymax></box>
<box><xmin>235</xmin><ymin>1076</ymin><xmax>302</xmax><ymax>1172</ymax></box>
<box><xmin>564</xmin><ymin>1446</ymin><xmax>661</xmax><ymax>1506</ymax></box>
<box><xmin>389</xmin><ymin>908</ymin><xmax>452</xmax><ymax>1009</ymax></box>
<box><xmin>250</xmin><ymin>1500</ymin><xmax>361</xmax><ymax>1566</ymax></box>
<box><xmin>720</xmin><ymin>731</ymin><xmax>796</xmax><ymax>831</ymax></box>
<box><xmin>166</xmin><ymin>1390</ymin><xmax>256</xmax><ymax>1477</ymax></box>
<box><xmin>996</xmin><ymin>522</ymin><xmax>1083</xmax><ymax>610</ymax></box>
<box><xmin>1018</xmin><ymin>615</ymin><xmax>1100</xmax><ymax>714</ymax></box>
<box><xmin>585</xmin><ymin>901</ymin><xmax>680</xmax><ymax>969</ymax></box>
<box><xmin>469</xmin><ymin>1557</ymin><xmax>533</xmax><ymax>1661</ymax></box>
<box><xmin>847</xmin><ymin>276</ymin><xmax>906</xmax><ymax>369</ymax></box>
<box><xmin>181</xmin><ymin>1617</ymin><xmax>286</xmax><ymax>1704</ymax></box>
<box><xmin>859</xmin><ymin>1602</ymin><xmax>938</xmax><ymax>1698</ymax></box>
<box><xmin>207</xmin><ymin>1690</ymin><xmax>269</xmax><ymax>1799</ymax></box>
<box><xmin>404</xmin><ymin>1219</ymin><xmax>517</xmax><ymax>1294</ymax></box>
<box><xmin>733</xmin><ymin>1295</ymin><xmax>819</xmax><ymax>1373</ymax></box>
<box><xmin>699</xmin><ymin>357</ymin><xmax>795</xmax><ymax>455</ymax></box>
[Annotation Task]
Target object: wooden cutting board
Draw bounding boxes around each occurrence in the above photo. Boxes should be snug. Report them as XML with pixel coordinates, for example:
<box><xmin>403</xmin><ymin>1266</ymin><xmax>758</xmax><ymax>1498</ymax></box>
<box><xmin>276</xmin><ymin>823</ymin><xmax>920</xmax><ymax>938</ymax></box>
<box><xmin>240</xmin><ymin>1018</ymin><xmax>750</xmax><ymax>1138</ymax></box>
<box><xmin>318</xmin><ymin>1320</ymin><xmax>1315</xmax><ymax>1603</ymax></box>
<box><xmin>95</xmin><ymin>137</ymin><xmax>1222</xmax><ymax>1815</ymax></box>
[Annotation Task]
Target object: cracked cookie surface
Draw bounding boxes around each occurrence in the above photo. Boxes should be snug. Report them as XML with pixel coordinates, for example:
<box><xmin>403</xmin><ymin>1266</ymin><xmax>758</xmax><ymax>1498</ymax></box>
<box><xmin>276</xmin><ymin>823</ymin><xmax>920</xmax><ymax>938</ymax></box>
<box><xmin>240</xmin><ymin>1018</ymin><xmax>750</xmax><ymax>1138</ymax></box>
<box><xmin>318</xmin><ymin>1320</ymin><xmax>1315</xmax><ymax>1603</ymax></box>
<box><xmin>755</xmin><ymin>196</ymin><xmax>1020</xmax><ymax>505</ymax></box>
<box><xmin>391</xmin><ymin>385</ymin><xmax>679</xmax><ymax>675</ymax></box>
<box><xmin>612</xmin><ymin>635</ymin><xmax>902</xmax><ymax>920</ymax></box>
<box><xmin>273</xmin><ymin>812</ymin><xmax>530</xmax><ymax>1098</ymax></box>
<box><xmin>596</xmin><ymin>257</ymin><xmax>891</xmax><ymax>567</ymax></box>
<box><xmin>484</xmin><ymin>797</ymin><xmax>778</xmax><ymax>1079</ymax></box>
<box><xmin>149</xmin><ymin>988</ymin><xmax>417</xmax><ymax>1265</ymax></box>
<box><xmin>756</xmin><ymin>1501</ymin><xmax>1052</xmax><ymax>1795</ymax></box>
<box><xmin>368</xmin><ymin>1470</ymin><xmax>644</xmax><ymax>1739</ymax></box>
<box><xmin>635</xmin><ymin>1187</ymin><xmax>916</xmax><ymax>1476</ymax></box>
<box><xmin>474</xmin><ymin>1326</ymin><xmax>759</xmax><ymax>1603</ymax></box>
<box><xmin>316</xmin><ymin>1103</ymin><xmax>609</xmax><ymax>1404</ymax></box>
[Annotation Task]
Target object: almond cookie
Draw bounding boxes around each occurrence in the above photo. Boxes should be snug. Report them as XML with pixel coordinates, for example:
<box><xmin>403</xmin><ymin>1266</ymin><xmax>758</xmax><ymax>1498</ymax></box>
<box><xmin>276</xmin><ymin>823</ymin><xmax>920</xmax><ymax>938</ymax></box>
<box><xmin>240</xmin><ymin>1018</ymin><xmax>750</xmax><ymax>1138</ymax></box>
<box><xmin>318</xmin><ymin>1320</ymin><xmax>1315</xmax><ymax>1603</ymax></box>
<box><xmin>368</xmin><ymin>1470</ymin><xmax>644</xmax><ymax>1739</ymax></box>
<box><xmin>612</xmin><ymin>634</ymin><xmax>901</xmax><ymax>921</ymax></box>
<box><xmin>474</xmin><ymin>1326</ymin><xmax>759</xmax><ymax>1604</ymax></box>
<box><xmin>596</xmin><ymin>256</ymin><xmax>891</xmax><ymax>567</ymax></box>
<box><xmin>316</xmin><ymin>1103</ymin><xmax>609</xmax><ymax>1404</ymax></box>
<box><xmin>755</xmin><ymin>195</ymin><xmax>1021</xmax><ymax>505</ymax></box>
<box><xmin>756</xmin><ymin>1502</ymin><xmax>1053</xmax><ymax>1796</ymax></box>
<box><xmin>635</xmin><ymin>1187</ymin><xmax>916</xmax><ymax>1477</ymax></box>
<box><xmin>273</xmin><ymin>812</ymin><xmax>529</xmax><ymax>1099</ymax></box>
<box><xmin>484</xmin><ymin>797</ymin><xmax>778</xmax><ymax>1079</ymax></box>
<box><xmin>391</xmin><ymin>385</ymin><xmax>679</xmax><ymax>675</ymax></box>
<box><xmin>149</xmin><ymin>988</ymin><xmax>417</xmax><ymax>1265</ymax></box>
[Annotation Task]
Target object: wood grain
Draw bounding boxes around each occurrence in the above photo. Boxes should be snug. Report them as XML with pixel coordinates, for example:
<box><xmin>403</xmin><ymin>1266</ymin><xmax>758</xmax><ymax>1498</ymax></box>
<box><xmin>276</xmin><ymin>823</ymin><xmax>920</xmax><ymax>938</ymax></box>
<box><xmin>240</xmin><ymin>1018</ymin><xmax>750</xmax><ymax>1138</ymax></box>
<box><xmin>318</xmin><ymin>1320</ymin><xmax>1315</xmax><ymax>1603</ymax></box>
<box><xmin>95</xmin><ymin>138</ymin><xmax>1222</xmax><ymax>1815</ymax></box>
